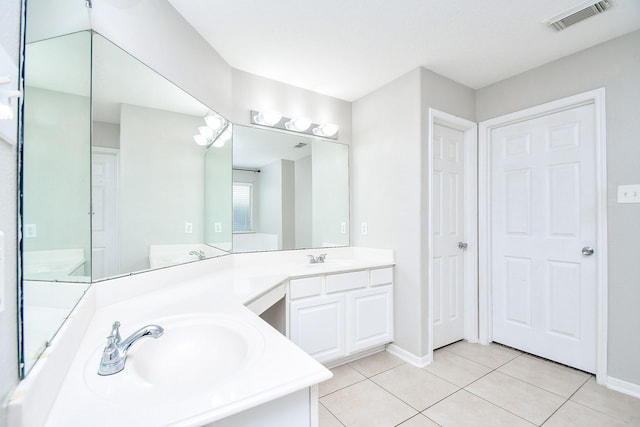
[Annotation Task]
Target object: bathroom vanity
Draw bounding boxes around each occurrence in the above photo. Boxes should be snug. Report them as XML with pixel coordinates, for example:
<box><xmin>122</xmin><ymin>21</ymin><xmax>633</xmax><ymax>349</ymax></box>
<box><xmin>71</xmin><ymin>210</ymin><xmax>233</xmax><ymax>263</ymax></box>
<box><xmin>8</xmin><ymin>247</ymin><xmax>394</xmax><ymax>427</ymax></box>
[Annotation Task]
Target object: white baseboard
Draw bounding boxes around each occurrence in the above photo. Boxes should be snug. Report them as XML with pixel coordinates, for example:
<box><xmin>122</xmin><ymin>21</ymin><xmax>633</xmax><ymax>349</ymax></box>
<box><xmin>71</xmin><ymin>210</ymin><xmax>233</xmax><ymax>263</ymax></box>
<box><xmin>607</xmin><ymin>376</ymin><xmax>640</xmax><ymax>399</ymax></box>
<box><xmin>386</xmin><ymin>344</ymin><xmax>432</xmax><ymax>368</ymax></box>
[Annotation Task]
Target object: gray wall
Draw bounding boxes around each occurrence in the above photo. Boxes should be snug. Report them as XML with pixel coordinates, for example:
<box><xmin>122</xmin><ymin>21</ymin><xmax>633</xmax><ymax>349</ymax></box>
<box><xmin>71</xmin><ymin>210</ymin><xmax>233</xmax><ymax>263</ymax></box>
<box><xmin>295</xmin><ymin>155</ymin><xmax>312</xmax><ymax>248</ymax></box>
<box><xmin>22</xmin><ymin>87</ymin><xmax>91</xmax><ymax>257</ymax></box>
<box><xmin>476</xmin><ymin>30</ymin><xmax>640</xmax><ymax>386</ymax></box>
<box><xmin>352</xmin><ymin>67</ymin><xmax>475</xmax><ymax>358</ymax></box>
<box><xmin>0</xmin><ymin>0</ymin><xmax>21</xmax><ymax>424</ymax></box>
<box><xmin>119</xmin><ymin>104</ymin><xmax>205</xmax><ymax>273</ymax></box>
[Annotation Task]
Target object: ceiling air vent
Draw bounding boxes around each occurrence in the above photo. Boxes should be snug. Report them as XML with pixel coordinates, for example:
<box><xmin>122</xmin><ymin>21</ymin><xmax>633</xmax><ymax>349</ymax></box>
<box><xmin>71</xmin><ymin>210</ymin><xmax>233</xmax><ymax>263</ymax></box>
<box><xmin>546</xmin><ymin>0</ymin><xmax>612</xmax><ymax>31</ymax></box>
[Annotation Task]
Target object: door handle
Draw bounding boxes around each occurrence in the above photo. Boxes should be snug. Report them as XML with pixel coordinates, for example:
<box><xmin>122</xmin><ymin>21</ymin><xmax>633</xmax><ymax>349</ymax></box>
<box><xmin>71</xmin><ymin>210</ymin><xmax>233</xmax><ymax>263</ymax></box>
<box><xmin>458</xmin><ymin>242</ymin><xmax>468</xmax><ymax>250</ymax></box>
<box><xmin>581</xmin><ymin>246</ymin><xmax>595</xmax><ymax>256</ymax></box>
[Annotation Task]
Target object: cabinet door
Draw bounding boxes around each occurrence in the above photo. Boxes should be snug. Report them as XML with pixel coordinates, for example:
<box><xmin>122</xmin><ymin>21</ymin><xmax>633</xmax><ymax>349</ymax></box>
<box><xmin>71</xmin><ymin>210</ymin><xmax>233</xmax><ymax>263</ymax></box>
<box><xmin>289</xmin><ymin>294</ymin><xmax>346</xmax><ymax>363</ymax></box>
<box><xmin>347</xmin><ymin>285</ymin><xmax>394</xmax><ymax>354</ymax></box>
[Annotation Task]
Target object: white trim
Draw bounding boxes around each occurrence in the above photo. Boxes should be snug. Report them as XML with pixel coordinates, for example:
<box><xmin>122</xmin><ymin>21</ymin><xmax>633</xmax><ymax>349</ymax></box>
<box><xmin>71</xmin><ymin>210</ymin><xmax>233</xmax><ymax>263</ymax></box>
<box><xmin>477</xmin><ymin>88</ymin><xmax>608</xmax><ymax>382</ymax></box>
<box><xmin>607</xmin><ymin>376</ymin><xmax>640</xmax><ymax>399</ymax></box>
<box><xmin>386</xmin><ymin>343</ymin><xmax>432</xmax><ymax>368</ymax></box>
<box><xmin>427</xmin><ymin>109</ymin><xmax>479</xmax><ymax>362</ymax></box>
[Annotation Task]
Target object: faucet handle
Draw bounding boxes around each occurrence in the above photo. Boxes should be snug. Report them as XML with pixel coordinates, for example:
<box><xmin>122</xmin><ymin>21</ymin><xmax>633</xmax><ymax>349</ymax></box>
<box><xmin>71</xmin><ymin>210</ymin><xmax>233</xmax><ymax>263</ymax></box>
<box><xmin>317</xmin><ymin>253</ymin><xmax>327</xmax><ymax>262</ymax></box>
<box><xmin>108</xmin><ymin>321</ymin><xmax>122</xmax><ymax>344</ymax></box>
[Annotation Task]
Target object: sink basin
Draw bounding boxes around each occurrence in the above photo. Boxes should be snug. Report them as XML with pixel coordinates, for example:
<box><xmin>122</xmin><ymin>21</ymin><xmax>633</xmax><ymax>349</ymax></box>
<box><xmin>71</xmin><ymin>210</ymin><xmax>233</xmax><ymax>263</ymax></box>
<box><xmin>84</xmin><ymin>314</ymin><xmax>265</xmax><ymax>403</ymax></box>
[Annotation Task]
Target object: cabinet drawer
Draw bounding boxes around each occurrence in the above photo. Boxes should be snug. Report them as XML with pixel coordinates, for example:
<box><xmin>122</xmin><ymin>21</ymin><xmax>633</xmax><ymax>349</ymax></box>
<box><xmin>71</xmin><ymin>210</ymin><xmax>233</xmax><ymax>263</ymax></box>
<box><xmin>370</xmin><ymin>267</ymin><xmax>393</xmax><ymax>287</ymax></box>
<box><xmin>326</xmin><ymin>270</ymin><xmax>368</xmax><ymax>293</ymax></box>
<box><xmin>289</xmin><ymin>276</ymin><xmax>323</xmax><ymax>300</ymax></box>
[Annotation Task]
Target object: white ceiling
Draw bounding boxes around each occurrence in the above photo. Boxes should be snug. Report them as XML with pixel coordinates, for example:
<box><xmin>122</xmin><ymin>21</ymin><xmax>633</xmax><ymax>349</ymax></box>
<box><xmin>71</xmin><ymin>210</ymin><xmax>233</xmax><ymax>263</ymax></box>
<box><xmin>168</xmin><ymin>0</ymin><xmax>640</xmax><ymax>101</ymax></box>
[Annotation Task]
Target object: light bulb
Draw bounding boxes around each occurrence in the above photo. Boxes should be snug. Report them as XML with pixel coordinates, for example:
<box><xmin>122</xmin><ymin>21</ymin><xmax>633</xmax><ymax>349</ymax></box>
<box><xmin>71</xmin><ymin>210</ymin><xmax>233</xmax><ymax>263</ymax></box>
<box><xmin>254</xmin><ymin>110</ymin><xmax>282</xmax><ymax>126</ymax></box>
<box><xmin>204</xmin><ymin>113</ymin><xmax>226</xmax><ymax>131</ymax></box>
<box><xmin>212</xmin><ymin>138</ymin><xmax>226</xmax><ymax>148</ymax></box>
<box><xmin>312</xmin><ymin>123</ymin><xmax>339</xmax><ymax>137</ymax></box>
<box><xmin>285</xmin><ymin>117</ymin><xmax>312</xmax><ymax>132</ymax></box>
<box><xmin>193</xmin><ymin>134</ymin><xmax>209</xmax><ymax>146</ymax></box>
<box><xmin>219</xmin><ymin>126</ymin><xmax>233</xmax><ymax>141</ymax></box>
<box><xmin>199</xmin><ymin>126</ymin><xmax>214</xmax><ymax>139</ymax></box>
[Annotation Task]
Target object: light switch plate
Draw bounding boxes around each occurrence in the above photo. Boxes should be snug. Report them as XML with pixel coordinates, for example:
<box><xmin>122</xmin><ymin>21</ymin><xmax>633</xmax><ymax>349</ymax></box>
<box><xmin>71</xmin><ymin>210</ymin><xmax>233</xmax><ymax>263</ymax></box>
<box><xmin>25</xmin><ymin>224</ymin><xmax>37</xmax><ymax>238</ymax></box>
<box><xmin>617</xmin><ymin>184</ymin><xmax>640</xmax><ymax>204</ymax></box>
<box><xmin>340</xmin><ymin>222</ymin><xmax>346</xmax><ymax>234</ymax></box>
<box><xmin>0</xmin><ymin>231</ymin><xmax>5</xmax><ymax>313</ymax></box>
<box><xmin>361</xmin><ymin>222</ymin><xmax>368</xmax><ymax>235</ymax></box>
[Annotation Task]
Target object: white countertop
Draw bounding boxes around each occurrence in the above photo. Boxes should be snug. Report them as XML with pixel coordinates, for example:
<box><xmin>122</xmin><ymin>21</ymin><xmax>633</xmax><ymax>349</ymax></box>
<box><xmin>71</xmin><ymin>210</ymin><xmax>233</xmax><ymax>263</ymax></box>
<box><xmin>45</xmin><ymin>276</ymin><xmax>330</xmax><ymax>427</ymax></box>
<box><xmin>9</xmin><ymin>247</ymin><xmax>394</xmax><ymax>427</ymax></box>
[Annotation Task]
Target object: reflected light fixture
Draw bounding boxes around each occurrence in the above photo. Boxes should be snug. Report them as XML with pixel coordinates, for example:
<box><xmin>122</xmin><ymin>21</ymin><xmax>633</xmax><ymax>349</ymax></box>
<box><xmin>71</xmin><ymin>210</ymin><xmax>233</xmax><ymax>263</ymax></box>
<box><xmin>193</xmin><ymin>134</ymin><xmax>209</xmax><ymax>146</ymax></box>
<box><xmin>250</xmin><ymin>109</ymin><xmax>339</xmax><ymax>140</ymax></box>
<box><xmin>0</xmin><ymin>76</ymin><xmax>20</xmax><ymax>121</ymax></box>
<box><xmin>204</xmin><ymin>112</ymin><xmax>226</xmax><ymax>132</ymax></box>
<box><xmin>212</xmin><ymin>126</ymin><xmax>233</xmax><ymax>148</ymax></box>
<box><xmin>193</xmin><ymin>111</ymin><xmax>230</xmax><ymax>148</ymax></box>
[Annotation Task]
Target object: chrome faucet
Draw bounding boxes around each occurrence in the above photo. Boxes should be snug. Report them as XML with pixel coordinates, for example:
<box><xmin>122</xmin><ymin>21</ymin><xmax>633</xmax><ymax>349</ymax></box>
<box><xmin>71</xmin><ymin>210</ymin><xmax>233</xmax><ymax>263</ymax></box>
<box><xmin>98</xmin><ymin>321</ymin><xmax>164</xmax><ymax>376</ymax></box>
<box><xmin>307</xmin><ymin>253</ymin><xmax>327</xmax><ymax>264</ymax></box>
<box><xmin>189</xmin><ymin>250</ymin><xmax>205</xmax><ymax>260</ymax></box>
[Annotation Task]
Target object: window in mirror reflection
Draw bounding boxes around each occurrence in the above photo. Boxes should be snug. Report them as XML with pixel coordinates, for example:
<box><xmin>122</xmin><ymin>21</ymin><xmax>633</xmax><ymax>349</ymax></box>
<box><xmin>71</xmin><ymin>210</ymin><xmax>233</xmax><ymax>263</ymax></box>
<box><xmin>232</xmin><ymin>182</ymin><xmax>254</xmax><ymax>233</ymax></box>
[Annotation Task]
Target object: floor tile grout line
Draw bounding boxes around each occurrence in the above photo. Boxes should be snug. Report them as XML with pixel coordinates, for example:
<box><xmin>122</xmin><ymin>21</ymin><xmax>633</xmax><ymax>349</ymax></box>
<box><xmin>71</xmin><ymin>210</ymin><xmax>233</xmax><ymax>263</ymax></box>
<box><xmin>492</xmin><ymin>367</ymin><xmax>584</xmax><ymax>401</ymax></box>
<box><xmin>318</xmin><ymin>401</ymin><xmax>347</xmax><ymax>427</ymax></box>
<box><xmin>319</xmin><ymin>376</ymin><xmax>369</xmax><ymax>399</ymax></box>
<box><xmin>369</xmin><ymin>372</ymin><xmax>461</xmax><ymax>414</ymax></box>
<box><xmin>564</xmin><ymin>376</ymin><xmax>636</xmax><ymax>423</ymax></box>
<box><xmin>461</xmin><ymin>388</ymin><xmax>543</xmax><ymax>426</ymax></box>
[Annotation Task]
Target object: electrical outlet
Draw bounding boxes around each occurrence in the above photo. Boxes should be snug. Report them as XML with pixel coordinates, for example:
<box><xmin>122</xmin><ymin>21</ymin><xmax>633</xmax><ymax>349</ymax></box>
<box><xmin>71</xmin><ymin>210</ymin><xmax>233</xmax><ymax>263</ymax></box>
<box><xmin>184</xmin><ymin>222</ymin><xmax>193</xmax><ymax>234</ymax></box>
<box><xmin>25</xmin><ymin>224</ymin><xmax>37</xmax><ymax>238</ymax></box>
<box><xmin>340</xmin><ymin>222</ymin><xmax>347</xmax><ymax>234</ymax></box>
<box><xmin>214</xmin><ymin>222</ymin><xmax>222</xmax><ymax>233</ymax></box>
<box><xmin>361</xmin><ymin>222</ymin><xmax>368</xmax><ymax>235</ymax></box>
<box><xmin>617</xmin><ymin>184</ymin><xmax>640</xmax><ymax>203</ymax></box>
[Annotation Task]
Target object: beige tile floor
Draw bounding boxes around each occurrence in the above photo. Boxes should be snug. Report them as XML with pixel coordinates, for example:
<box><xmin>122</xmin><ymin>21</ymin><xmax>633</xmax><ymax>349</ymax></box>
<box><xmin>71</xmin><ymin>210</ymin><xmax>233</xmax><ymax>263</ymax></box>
<box><xmin>318</xmin><ymin>342</ymin><xmax>640</xmax><ymax>426</ymax></box>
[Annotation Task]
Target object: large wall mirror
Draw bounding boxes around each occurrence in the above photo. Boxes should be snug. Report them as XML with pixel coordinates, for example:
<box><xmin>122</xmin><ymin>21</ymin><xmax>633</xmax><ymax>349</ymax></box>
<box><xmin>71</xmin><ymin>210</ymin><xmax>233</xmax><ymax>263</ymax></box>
<box><xmin>230</xmin><ymin>126</ymin><xmax>349</xmax><ymax>253</ymax></box>
<box><xmin>20</xmin><ymin>3</ymin><xmax>349</xmax><ymax>378</ymax></box>
<box><xmin>21</xmin><ymin>29</ymin><xmax>232</xmax><ymax>375</ymax></box>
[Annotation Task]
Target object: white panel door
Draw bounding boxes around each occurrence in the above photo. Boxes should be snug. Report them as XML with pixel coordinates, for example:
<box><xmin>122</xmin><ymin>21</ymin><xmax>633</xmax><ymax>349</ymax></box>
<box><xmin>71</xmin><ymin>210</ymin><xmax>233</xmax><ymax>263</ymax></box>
<box><xmin>490</xmin><ymin>104</ymin><xmax>597</xmax><ymax>372</ymax></box>
<box><xmin>92</xmin><ymin>151</ymin><xmax>119</xmax><ymax>279</ymax></box>
<box><xmin>432</xmin><ymin>124</ymin><xmax>466</xmax><ymax>349</ymax></box>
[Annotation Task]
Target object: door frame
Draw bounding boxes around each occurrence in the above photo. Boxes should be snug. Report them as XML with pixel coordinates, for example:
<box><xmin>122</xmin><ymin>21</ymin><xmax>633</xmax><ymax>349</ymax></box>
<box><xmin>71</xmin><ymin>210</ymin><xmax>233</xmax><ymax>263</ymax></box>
<box><xmin>477</xmin><ymin>88</ymin><xmax>608</xmax><ymax>383</ymax></box>
<box><xmin>427</xmin><ymin>108</ymin><xmax>479</xmax><ymax>357</ymax></box>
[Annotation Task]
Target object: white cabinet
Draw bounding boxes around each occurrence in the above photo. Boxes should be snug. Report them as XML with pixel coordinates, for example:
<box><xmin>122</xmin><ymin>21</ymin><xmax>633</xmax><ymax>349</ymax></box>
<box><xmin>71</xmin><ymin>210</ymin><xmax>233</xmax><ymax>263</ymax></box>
<box><xmin>348</xmin><ymin>286</ymin><xmax>393</xmax><ymax>354</ymax></box>
<box><xmin>289</xmin><ymin>294</ymin><xmax>346</xmax><ymax>363</ymax></box>
<box><xmin>288</xmin><ymin>267</ymin><xmax>394</xmax><ymax>365</ymax></box>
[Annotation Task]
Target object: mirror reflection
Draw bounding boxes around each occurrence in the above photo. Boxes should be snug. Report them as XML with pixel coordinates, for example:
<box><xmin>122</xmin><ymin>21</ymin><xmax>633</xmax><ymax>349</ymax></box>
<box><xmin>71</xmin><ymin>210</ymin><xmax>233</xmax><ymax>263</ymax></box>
<box><xmin>21</xmin><ymin>30</ymin><xmax>233</xmax><ymax>374</ymax></box>
<box><xmin>22</xmin><ymin>30</ymin><xmax>92</xmax><ymax>375</ymax></box>
<box><xmin>230</xmin><ymin>126</ymin><xmax>349</xmax><ymax>253</ymax></box>
<box><xmin>90</xmin><ymin>34</ymin><xmax>231</xmax><ymax>278</ymax></box>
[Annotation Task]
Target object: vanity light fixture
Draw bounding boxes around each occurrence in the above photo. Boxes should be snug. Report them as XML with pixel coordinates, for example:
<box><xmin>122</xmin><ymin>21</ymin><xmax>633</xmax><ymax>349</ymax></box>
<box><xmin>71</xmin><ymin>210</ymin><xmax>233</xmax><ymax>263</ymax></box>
<box><xmin>312</xmin><ymin>123</ymin><xmax>339</xmax><ymax>138</ymax></box>
<box><xmin>285</xmin><ymin>117</ymin><xmax>312</xmax><ymax>132</ymax></box>
<box><xmin>250</xmin><ymin>109</ymin><xmax>339</xmax><ymax>140</ymax></box>
<box><xmin>253</xmin><ymin>110</ymin><xmax>282</xmax><ymax>126</ymax></box>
